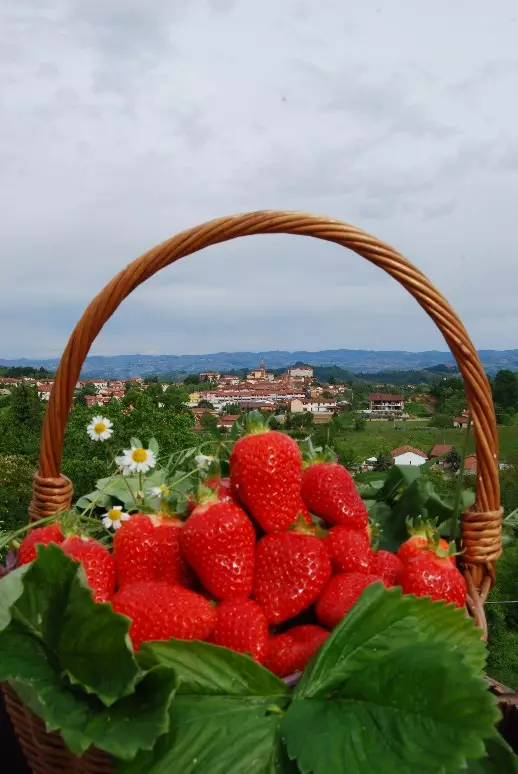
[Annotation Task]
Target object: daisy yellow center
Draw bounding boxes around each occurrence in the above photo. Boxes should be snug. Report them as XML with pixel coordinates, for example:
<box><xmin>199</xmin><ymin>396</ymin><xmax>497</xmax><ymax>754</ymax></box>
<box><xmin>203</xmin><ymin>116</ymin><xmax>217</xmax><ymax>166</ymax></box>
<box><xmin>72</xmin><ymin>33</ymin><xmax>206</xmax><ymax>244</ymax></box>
<box><xmin>132</xmin><ymin>448</ymin><xmax>148</xmax><ymax>463</ymax></box>
<box><xmin>94</xmin><ymin>422</ymin><xmax>107</xmax><ymax>434</ymax></box>
<box><xmin>108</xmin><ymin>509</ymin><xmax>121</xmax><ymax>519</ymax></box>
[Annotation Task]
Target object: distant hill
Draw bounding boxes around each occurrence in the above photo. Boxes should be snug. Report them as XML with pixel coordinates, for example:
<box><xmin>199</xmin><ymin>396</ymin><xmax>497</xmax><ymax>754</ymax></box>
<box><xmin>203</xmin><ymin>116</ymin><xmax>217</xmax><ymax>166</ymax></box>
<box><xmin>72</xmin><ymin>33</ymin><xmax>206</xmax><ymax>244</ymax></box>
<box><xmin>1</xmin><ymin>349</ymin><xmax>517</xmax><ymax>379</ymax></box>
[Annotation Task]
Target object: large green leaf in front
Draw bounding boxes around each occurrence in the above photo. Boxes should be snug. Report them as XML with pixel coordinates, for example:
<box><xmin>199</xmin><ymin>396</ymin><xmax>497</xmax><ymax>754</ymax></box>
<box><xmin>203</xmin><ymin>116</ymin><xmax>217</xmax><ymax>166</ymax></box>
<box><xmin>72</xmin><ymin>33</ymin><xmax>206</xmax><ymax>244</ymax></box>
<box><xmin>296</xmin><ymin>584</ymin><xmax>486</xmax><ymax>699</ymax></box>
<box><xmin>118</xmin><ymin>697</ymin><xmax>292</xmax><ymax>774</ymax></box>
<box><xmin>58</xmin><ymin>569</ymin><xmax>139</xmax><ymax>706</ymax></box>
<box><xmin>125</xmin><ymin>640</ymin><xmax>292</xmax><ymax>773</ymax></box>
<box><xmin>283</xmin><ymin>643</ymin><xmax>498</xmax><ymax>774</ymax></box>
<box><xmin>0</xmin><ymin>625</ymin><xmax>175</xmax><ymax>760</ymax></box>
<box><xmin>0</xmin><ymin>563</ymin><xmax>30</xmax><ymax>631</ymax></box>
<box><xmin>6</xmin><ymin>545</ymin><xmax>140</xmax><ymax>706</ymax></box>
<box><xmin>139</xmin><ymin>639</ymin><xmax>287</xmax><ymax>698</ymax></box>
<box><xmin>465</xmin><ymin>735</ymin><xmax>518</xmax><ymax>772</ymax></box>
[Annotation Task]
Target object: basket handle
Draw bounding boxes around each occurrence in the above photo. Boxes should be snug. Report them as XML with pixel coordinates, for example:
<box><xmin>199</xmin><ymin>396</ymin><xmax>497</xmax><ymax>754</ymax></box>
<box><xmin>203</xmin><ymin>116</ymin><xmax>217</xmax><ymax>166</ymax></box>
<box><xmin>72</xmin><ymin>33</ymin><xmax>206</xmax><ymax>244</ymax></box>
<box><xmin>29</xmin><ymin>211</ymin><xmax>502</xmax><ymax>626</ymax></box>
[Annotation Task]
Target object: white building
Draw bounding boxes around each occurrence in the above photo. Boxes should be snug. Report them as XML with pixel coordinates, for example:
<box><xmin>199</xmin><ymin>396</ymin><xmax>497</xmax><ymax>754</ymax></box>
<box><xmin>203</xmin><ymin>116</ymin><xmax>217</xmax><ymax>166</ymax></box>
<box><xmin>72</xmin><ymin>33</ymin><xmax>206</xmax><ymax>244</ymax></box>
<box><xmin>391</xmin><ymin>445</ymin><xmax>427</xmax><ymax>466</ymax></box>
<box><xmin>290</xmin><ymin>398</ymin><xmax>338</xmax><ymax>414</ymax></box>
<box><xmin>368</xmin><ymin>393</ymin><xmax>404</xmax><ymax>415</ymax></box>
<box><xmin>287</xmin><ymin>365</ymin><xmax>314</xmax><ymax>379</ymax></box>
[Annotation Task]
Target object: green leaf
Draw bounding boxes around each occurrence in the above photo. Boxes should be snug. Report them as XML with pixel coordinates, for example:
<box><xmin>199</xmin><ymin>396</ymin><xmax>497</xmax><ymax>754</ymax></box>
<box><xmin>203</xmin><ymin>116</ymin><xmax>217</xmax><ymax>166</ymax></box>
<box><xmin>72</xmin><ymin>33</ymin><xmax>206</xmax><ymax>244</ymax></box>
<box><xmin>13</xmin><ymin>543</ymin><xmax>78</xmax><ymax>650</ymax></box>
<box><xmin>127</xmin><ymin>641</ymin><xmax>292</xmax><ymax>773</ymax></box>
<box><xmin>139</xmin><ymin>639</ymin><xmax>288</xmax><ymax>699</ymax></box>
<box><xmin>464</xmin><ymin>735</ymin><xmax>518</xmax><ymax>772</ymax></box>
<box><xmin>118</xmin><ymin>697</ymin><xmax>289</xmax><ymax>774</ymax></box>
<box><xmin>0</xmin><ymin>564</ymin><xmax>30</xmax><ymax>631</ymax></box>
<box><xmin>58</xmin><ymin>569</ymin><xmax>140</xmax><ymax>706</ymax></box>
<box><xmin>130</xmin><ymin>437</ymin><xmax>143</xmax><ymax>449</ymax></box>
<box><xmin>380</xmin><ymin>464</ymin><xmax>422</xmax><ymax>501</ymax></box>
<box><xmin>296</xmin><ymin>584</ymin><xmax>486</xmax><ymax>699</ymax></box>
<box><xmin>283</xmin><ymin>644</ymin><xmax>498</xmax><ymax>774</ymax></box>
<box><xmin>6</xmin><ymin>644</ymin><xmax>176</xmax><ymax>760</ymax></box>
<box><xmin>148</xmin><ymin>437</ymin><xmax>159</xmax><ymax>456</ymax></box>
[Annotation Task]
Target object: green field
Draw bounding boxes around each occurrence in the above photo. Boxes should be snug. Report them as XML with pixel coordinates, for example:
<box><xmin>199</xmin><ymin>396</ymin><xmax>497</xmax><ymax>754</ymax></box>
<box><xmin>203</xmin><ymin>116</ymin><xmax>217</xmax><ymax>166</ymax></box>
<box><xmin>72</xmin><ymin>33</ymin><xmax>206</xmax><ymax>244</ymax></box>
<box><xmin>327</xmin><ymin>421</ymin><xmax>518</xmax><ymax>463</ymax></box>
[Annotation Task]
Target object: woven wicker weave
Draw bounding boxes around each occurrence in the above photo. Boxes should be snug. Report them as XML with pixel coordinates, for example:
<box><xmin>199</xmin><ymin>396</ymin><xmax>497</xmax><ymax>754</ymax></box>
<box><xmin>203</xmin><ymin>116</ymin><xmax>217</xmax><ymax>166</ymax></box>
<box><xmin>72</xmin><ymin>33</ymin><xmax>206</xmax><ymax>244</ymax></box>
<box><xmin>2</xmin><ymin>211</ymin><xmax>503</xmax><ymax>772</ymax></box>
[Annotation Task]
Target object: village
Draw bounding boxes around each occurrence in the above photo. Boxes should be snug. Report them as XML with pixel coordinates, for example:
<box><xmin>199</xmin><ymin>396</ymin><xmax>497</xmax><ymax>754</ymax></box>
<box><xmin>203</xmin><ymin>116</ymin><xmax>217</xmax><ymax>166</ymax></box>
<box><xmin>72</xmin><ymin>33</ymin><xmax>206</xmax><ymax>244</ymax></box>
<box><xmin>0</xmin><ymin>362</ymin><xmax>479</xmax><ymax>473</ymax></box>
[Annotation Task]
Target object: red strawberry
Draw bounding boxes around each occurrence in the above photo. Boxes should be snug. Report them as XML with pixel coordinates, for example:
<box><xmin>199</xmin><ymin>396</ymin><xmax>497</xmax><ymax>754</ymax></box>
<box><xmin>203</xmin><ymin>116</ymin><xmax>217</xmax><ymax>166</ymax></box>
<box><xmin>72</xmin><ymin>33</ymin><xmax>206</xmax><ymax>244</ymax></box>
<box><xmin>397</xmin><ymin>520</ymin><xmax>455</xmax><ymax>566</ymax></box>
<box><xmin>326</xmin><ymin>526</ymin><xmax>372</xmax><ymax>574</ymax></box>
<box><xmin>370</xmin><ymin>550</ymin><xmax>403</xmax><ymax>586</ymax></box>
<box><xmin>399</xmin><ymin>551</ymin><xmax>467</xmax><ymax>608</ymax></box>
<box><xmin>299</xmin><ymin>499</ymin><xmax>313</xmax><ymax>526</ymax></box>
<box><xmin>316</xmin><ymin>572</ymin><xmax>384</xmax><ymax>628</ymax></box>
<box><xmin>114</xmin><ymin>514</ymin><xmax>192</xmax><ymax>589</ymax></box>
<box><xmin>254</xmin><ymin>531</ymin><xmax>331</xmax><ymax>624</ymax></box>
<box><xmin>210</xmin><ymin>599</ymin><xmax>268</xmax><ymax>663</ymax></box>
<box><xmin>266</xmin><ymin>625</ymin><xmax>329</xmax><ymax>677</ymax></box>
<box><xmin>181</xmin><ymin>501</ymin><xmax>255</xmax><ymax>600</ymax></box>
<box><xmin>229</xmin><ymin>416</ymin><xmax>302</xmax><ymax>532</ymax></box>
<box><xmin>112</xmin><ymin>581</ymin><xmax>216</xmax><ymax>650</ymax></box>
<box><xmin>301</xmin><ymin>462</ymin><xmax>368</xmax><ymax>529</ymax></box>
<box><xmin>187</xmin><ymin>477</ymin><xmax>235</xmax><ymax>513</ymax></box>
<box><xmin>18</xmin><ymin>523</ymin><xmax>64</xmax><ymax>565</ymax></box>
<box><xmin>61</xmin><ymin>536</ymin><xmax>115</xmax><ymax>603</ymax></box>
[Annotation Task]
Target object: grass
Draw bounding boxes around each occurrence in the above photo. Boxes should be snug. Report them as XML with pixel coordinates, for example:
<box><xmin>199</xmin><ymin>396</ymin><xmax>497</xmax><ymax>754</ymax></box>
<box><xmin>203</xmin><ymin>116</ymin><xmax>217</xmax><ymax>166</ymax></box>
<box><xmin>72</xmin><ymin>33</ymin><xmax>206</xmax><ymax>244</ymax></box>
<box><xmin>324</xmin><ymin>421</ymin><xmax>518</xmax><ymax>462</ymax></box>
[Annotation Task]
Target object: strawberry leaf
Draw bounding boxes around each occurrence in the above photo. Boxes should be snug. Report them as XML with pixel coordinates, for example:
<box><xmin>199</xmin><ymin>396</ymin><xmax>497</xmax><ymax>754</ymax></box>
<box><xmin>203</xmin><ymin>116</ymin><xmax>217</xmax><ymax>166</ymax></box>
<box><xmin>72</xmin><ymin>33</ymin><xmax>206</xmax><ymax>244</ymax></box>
<box><xmin>139</xmin><ymin>639</ymin><xmax>288</xmax><ymax>699</ymax></box>
<box><xmin>282</xmin><ymin>644</ymin><xmax>498</xmax><ymax>774</ymax></box>
<box><xmin>297</xmin><ymin>584</ymin><xmax>486</xmax><ymax>699</ymax></box>
<box><xmin>58</xmin><ymin>567</ymin><xmax>140</xmax><ymax>706</ymax></box>
<box><xmin>465</xmin><ymin>735</ymin><xmax>518</xmax><ymax>772</ymax></box>
<box><xmin>118</xmin><ymin>698</ymin><xmax>291</xmax><ymax>774</ymax></box>
<box><xmin>1</xmin><ymin>545</ymin><xmax>140</xmax><ymax>707</ymax></box>
<box><xmin>0</xmin><ymin>563</ymin><xmax>30</xmax><ymax>631</ymax></box>
<box><xmin>3</xmin><ymin>634</ymin><xmax>175</xmax><ymax>760</ymax></box>
<box><xmin>127</xmin><ymin>641</ymin><xmax>293</xmax><ymax>773</ymax></box>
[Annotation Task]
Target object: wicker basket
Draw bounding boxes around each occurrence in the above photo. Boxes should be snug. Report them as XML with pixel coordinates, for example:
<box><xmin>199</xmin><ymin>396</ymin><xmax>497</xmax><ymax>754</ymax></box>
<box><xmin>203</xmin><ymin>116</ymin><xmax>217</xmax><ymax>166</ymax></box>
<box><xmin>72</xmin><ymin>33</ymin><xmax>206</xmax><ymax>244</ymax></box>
<box><xmin>2</xmin><ymin>211</ymin><xmax>504</xmax><ymax>772</ymax></box>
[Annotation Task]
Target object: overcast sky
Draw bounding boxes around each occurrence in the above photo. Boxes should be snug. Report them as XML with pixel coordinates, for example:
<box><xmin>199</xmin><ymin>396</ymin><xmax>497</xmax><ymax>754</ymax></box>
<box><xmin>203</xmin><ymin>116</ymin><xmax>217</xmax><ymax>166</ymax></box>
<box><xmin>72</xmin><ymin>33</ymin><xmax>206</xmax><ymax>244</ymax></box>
<box><xmin>1</xmin><ymin>0</ymin><xmax>518</xmax><ymax>359</ymax></box>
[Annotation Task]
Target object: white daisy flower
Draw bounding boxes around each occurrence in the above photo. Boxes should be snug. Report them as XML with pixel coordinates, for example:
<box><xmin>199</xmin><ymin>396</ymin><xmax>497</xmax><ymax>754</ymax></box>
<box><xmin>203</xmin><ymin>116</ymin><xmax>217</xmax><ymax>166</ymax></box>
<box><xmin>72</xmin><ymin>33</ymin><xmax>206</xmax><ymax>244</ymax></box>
<box><xmin>194</xmin><ymin>453</ymin><xmax>214</xmax><ymax>471</ymax></box>
<box><xmin>115</xmin><ymin>446</ymin><xmax>157</xmax><ymax>475</ymax></box>
<box><xmin>86</xmin><ymin>416</ymin><xmax>113</xmax><ymax>442</ymax></box>
<box><xmin>148</xmin><ymin>484</ymin><xmax>171</xmax><ymax>499</ymax></box>
<box><xmin>102</xmin><ymin>506</ymin><xmax>131</xmax><ymax>531</ymax></box>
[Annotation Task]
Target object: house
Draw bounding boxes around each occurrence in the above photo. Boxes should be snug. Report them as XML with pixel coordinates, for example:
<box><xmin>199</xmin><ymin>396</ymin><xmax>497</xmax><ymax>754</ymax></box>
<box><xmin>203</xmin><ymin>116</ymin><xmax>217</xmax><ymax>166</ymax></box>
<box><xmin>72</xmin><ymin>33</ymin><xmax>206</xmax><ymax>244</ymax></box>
<box><xmin>391</xmin><ymin>445</ymin><xmax>427</xmax><ymax>466</ymax></box>
<box><xmin>247</xmin><ymin>361</ymin><xmax>274</xmax><ymax>382</ymax></box>
<box><xmin>464</xmin><ymin>454</ymin><xmax>477</xmax><ymax>473</ymax></box>
<box><xmin>453</xmin><ymin>415</ymin><xmax>469</xmax><ymax>428</ymax></box>
<box><xmin>290</xmin><ymin>398</ymin><xmax>337</xmax><ymax>414</ymax></box>
<box><xmin>368</xmin><ymin>393</ymin><xmax>404</xmax><ymax>415</ymax></box>
<box><xmin>287</xmin><ymin>365</ymin><xmax>313</xmax><ymax>379</ymax></box>
<box><xmin>429</xmin><ymin>444</ymin><xmax>453</xmax><ymax>465</ymax></box>
<box><xmin>37</xmin><ymin>386</ymin><xmax>53</xmax><ymax>401</ymax></box>
<box><xmin>217</xmin><ymin>414</ymin><xmax>240</xmax><ymax>428</ymax></box>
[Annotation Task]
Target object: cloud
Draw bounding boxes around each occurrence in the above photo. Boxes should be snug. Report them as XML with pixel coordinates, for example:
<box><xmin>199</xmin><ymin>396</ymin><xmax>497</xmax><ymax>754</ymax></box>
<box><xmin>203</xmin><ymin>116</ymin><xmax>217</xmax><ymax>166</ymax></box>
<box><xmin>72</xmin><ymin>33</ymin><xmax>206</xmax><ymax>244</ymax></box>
<box><xmin>0</xmin><ymin>0</ymin><xmax>518</xmax><ymax>359</ymax></box>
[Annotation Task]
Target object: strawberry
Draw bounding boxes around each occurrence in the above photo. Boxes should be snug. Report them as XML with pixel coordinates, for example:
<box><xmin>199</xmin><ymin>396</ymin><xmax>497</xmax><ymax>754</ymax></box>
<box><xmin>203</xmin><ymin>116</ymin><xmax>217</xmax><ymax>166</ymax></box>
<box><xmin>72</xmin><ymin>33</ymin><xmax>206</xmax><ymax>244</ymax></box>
<box><xmin>299</xmin><ymin>499</ymin><xmax>313</xmax><ymax>526</ymax></box>
<box><xmin>397</xmin><ymin>519</ymin><xmax>455</xmax><ymax>566</ymax></box>
<box><xmin>229</xmin><ymin>413</ymin><xmax>302</xmax><ymax>532</ymax></box>
<box><xmin>370</xmin><ymin>550</ymin><xmax>403</xmax><ymax>586</ymax></box>
<box><xmin>399</xmin><ymin>551</ymin><xmax>467</xmax><ymax>608</ymax></box>
<box><xmin>61</xmin><ymin>536</ymin><xmax>115</xmax><ymax>603</ymax></box>
<box><xmin>265</xmin><ymin>625</ymin><xmax>329</xmax><ymax>677</ymax></box>
<box><xmin>18</xmin><ymin>523</ymin><xmax>64</xmax><ymax>565</ymax></box>
<box><xmin>326</xmin><ymin>526</ymin><xmax>372</xmax><ymax>574</ymax></box>
<box><xmin>112</xmin><ymin>581</ymin><xmax>216</xmax><ymax>651</ymax></box>
<box><xmin>210</xmin><ymin>599</ymin><xmax>268</xmax><ymax>663</ymax></box>
<box><xmin>187</xmin><ymin>477</ymin><xmax>235</xmax><ymax>513</ymax></box>
<box><xmin>114</xmin><ymin>513</ymin><xmax>192</xmax><ymax>589</ymax></box>
<box><xmin>254</xmin><ymin>531</ymin><xmax>331</xmax><ymax>624</ymax></box>
<box><xmin>316</xmin><ymin>572</ymin><xmax>384</xmax><ymax>628</ymax></box>
<box><xmin>301</xmin><ymin>462</ymin><xmax>368</xmax><ymax>529</ymax></box>
<box><xmin>181</xmin><ymin>501</ymin><xmax>255</xmax><ymax>599</ymax></box>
